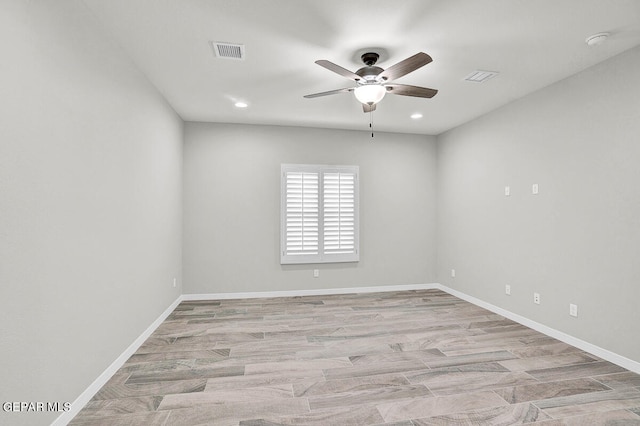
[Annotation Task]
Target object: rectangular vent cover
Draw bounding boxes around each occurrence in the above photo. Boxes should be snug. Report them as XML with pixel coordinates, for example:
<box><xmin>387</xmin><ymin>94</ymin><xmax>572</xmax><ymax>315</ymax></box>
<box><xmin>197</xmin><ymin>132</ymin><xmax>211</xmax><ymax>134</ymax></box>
<box><xmin>464</xmin><ymin>70</ymin><xmax>499</xmax><ymax>83</ymax></box>
<box><xmin>210</xmin><ymin>41</ymin><xmax>245</xmax><ymax>60</ymax></box>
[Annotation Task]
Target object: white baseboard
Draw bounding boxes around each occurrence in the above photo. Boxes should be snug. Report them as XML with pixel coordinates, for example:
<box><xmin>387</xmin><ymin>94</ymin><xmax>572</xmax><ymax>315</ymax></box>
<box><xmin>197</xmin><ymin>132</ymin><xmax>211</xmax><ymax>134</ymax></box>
<box><xmin>182</xmin><ymin>283</ymin><xmax>439</xmax><ymax>301</ymax></box>
<box><xmin>436</xmin><ymin>284</ymin><xmax>640</xmax><ymax>375</ymax></box>
<box><xmin>51</xmin><ymin>295</ymin><xmax>183</xmax><ymax>426</ymax></box>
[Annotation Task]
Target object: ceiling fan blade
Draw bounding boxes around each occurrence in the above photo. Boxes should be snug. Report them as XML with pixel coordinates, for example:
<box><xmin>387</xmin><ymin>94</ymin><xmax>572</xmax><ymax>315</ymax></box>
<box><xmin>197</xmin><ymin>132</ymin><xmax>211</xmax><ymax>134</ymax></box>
<box><xmin>362</xmin><ymin>103</ymin><xmax>377</xmax><ymax>113</ymax></box>
<box><xmin>303</xmin><ymin>87</ymin><xmax>353</xmax><ymax>98</ymax></box>
<box><xmin>377</xmin><ymin>52</ymin><xmax>433</xmax><ymax>82</ymax></box>
<box><xmin>315</xmin><ymin>60</ymin><xmax>362</xmax><ymax>81</ymax></box>
<box><xmin>385</xmin><ymin>84</ymin><xmax>438</xmax><ymax>98</ymax></box>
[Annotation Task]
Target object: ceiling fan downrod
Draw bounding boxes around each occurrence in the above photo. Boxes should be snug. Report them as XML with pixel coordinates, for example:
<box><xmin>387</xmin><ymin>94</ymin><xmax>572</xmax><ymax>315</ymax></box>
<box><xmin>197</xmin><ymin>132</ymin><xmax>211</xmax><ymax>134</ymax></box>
<box><xmin>361</xmin><ymin>52</ymin><xmax>379</xmax><ymax>66</ymax></box>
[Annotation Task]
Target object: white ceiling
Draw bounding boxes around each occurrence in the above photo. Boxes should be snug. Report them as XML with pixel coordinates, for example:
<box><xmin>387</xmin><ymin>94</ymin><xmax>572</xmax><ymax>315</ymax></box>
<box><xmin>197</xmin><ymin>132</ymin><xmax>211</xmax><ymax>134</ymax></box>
<box><xmin>83</xmin><ymin>0</ymin><xmax>640</xmax><ymax>135</ymax></box>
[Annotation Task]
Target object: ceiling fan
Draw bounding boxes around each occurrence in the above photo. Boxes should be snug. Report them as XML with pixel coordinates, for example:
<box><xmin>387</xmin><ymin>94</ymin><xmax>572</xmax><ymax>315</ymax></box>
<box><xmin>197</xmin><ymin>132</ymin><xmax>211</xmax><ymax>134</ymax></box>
<box><xmin>304</xmin><ymin>52</ymin><xmax>438</xmax><ymax>112</ymax></box>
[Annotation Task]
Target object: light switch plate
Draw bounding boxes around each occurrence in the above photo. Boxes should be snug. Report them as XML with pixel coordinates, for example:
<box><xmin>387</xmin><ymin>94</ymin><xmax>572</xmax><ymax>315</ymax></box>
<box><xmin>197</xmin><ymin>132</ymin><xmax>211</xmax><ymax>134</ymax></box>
<box><xmin>570</xmin><ymin>303</ymin><xmax>578</xmax><ymax>317</ymax></box>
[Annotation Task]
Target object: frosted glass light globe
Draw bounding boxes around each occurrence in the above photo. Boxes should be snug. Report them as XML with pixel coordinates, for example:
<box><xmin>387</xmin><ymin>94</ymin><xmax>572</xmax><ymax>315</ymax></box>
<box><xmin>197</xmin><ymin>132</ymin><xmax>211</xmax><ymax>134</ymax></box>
<box><xmin>354</xmin><ymin>85</ymin><xmax>386</xmax><ymax>105</ymax></box>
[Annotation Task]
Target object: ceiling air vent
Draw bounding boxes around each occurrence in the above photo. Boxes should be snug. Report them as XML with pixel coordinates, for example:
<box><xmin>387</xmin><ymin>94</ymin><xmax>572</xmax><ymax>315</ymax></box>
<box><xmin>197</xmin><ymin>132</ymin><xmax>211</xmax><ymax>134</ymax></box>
<box><xmin>464</xmin><ymin>70</ymin><xmax>499</xmax><ymax>83</ymax></box>
<box><xmin>210</xmin><ymin>41</ymin><xmax>245</xmax><ymax>60</ymax></box>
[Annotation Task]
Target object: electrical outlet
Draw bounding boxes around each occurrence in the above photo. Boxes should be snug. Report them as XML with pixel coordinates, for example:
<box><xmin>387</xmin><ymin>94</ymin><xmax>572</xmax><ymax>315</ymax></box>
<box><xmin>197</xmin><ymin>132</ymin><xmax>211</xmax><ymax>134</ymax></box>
<box><xmin>173</xmin><ymin>278</ymin><xmax>177</xmax><ymax>288</ymax></box>
<box><xmin>451</xmin><ymin>269</ymin><xmax>456</xmax><ymax>278</ymax></box>
<box><xmin>505</xmin><ymin>186</ymin><xmax>511</xmax><ymax>196</ymax></box>
<box><xmin>533</xmin><ymin>292</ymin><xmax>540</xmax><ymax>304</ymax></box>
<box><xmin>532</xmin><ymin>184</ymin><xmax>539</xmax><ymax>194</ymax></box>
<box><xmin>313</xmin><ymin>269</ymin><xmax>319</xmax><ymax>278</ymax></box>
<box><xmin>505</xmin><ymin>284</ymin><xmax>511</xmax><ymax>295</ymax></box>
<box><xmin>569</xmin><ymin>303</ymin><xmax>578</xmax><ymax>317</ymax></box>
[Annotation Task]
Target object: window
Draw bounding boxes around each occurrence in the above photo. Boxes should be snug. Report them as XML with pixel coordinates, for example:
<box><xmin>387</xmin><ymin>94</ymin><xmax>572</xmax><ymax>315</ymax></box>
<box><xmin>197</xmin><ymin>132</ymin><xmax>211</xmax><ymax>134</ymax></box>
<box><xmin>281</xmin><ymin>164</ymin><xmax>359</xmax><ymax>264</ymax></box>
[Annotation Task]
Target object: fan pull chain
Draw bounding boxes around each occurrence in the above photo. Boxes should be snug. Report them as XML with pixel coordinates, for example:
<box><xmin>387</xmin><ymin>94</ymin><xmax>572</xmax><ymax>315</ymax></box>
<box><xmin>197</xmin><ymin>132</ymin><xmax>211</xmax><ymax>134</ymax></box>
<box><xmin>370</xmin><ymin>110</ymin><xmax>374</xmax><ymax>138</ymax></box>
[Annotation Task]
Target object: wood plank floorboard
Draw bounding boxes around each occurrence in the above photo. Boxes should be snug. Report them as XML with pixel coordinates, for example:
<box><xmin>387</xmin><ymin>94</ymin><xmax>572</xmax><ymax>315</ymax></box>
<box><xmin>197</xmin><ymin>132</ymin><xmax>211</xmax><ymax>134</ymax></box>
<box><xmin>70</xmin><ymin>289</ymin><xmax>640</xmax><ymax>425</ymax></box>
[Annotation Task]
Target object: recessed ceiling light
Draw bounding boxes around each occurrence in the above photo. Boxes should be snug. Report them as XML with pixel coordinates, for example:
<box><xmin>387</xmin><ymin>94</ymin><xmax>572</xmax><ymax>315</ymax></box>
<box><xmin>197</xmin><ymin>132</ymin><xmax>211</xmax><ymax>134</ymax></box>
<box><xmin>585</xmin><ymin>32</ymin><xmax>610</xmax><ymax>46</ymax></box>
<box><xmin>234</xmin><ymin>101</ymin><xmax>248</xmax><ymax>108</ymax></box>
<box><xmin>411</xmin><ymin>113</ymin><xmax>423</xmax><ymax>119</ymax></box>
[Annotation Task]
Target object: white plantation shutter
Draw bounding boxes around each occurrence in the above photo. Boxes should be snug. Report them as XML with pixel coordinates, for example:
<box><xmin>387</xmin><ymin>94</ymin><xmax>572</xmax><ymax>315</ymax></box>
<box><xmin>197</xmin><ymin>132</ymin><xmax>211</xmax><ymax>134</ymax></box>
<box><xmin>284</xmin><ymin>172</ymin><xmax>319</xmax><ymax>256</ymax></box>
<box><xmin>281</xmin><ymin>164</ymin><xmax>359</xmax><ymax>264</ymax></box>
<box><xmin>323</xmin><ymin>172</ymin><xmax>355</xmax><ymax>254</ymax></box>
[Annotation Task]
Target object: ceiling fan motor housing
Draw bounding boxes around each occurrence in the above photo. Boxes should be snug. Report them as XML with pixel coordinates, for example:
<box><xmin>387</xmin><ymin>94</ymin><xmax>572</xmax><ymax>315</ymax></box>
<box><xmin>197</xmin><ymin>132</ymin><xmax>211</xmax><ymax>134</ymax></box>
<box><xmin>356</xmin><ymin>66</ymin><xmax>383</xmax><ymax>83</ymax></box>
<box><xmin>356</xmin><ymin>52</ymin><xmax>385</xmax><ymax>83</ymax></box>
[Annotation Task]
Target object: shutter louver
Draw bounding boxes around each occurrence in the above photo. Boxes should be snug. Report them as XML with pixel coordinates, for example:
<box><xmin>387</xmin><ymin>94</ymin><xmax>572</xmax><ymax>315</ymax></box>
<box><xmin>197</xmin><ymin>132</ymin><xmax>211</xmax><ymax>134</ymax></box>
<box><xmin>284</xmin><ymin>172</ymin><xmax>319</xmax><ymax>256</ymax></box>
<box><xmin>323</xmin><ymin>172</ymin><xmax>356</xmax><ymax>255</ymax></box>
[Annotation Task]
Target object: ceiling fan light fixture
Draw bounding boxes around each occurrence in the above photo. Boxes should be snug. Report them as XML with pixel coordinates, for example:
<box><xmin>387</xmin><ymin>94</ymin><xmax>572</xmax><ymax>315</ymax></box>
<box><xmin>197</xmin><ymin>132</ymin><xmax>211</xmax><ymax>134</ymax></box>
<box><xmin>305</xmin><ymin>51</ymin><xmax>437</xmax><ymax>113</ymax></box>
<box><xmin>354</xmin><ymin>84</ymin><xmax>386</xmax><ymax>105</ymax></box>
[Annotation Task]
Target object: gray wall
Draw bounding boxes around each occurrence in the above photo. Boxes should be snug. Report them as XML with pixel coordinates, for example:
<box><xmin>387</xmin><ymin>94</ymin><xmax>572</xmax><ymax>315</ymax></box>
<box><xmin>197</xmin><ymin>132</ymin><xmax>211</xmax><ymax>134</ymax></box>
<box><xmin>437</xmin><ymin>46</ymin><xmax>640</xmax><ymax>363</ymax></box>
<box><xmin>183</xmin><ymin>123</ymin><xmax>437</xmax><ymax>294</ymax></box>
<box><xmin>0</xmin><ymin>2</ymin><xmax>183</xmax><ymax>424</ymax></box>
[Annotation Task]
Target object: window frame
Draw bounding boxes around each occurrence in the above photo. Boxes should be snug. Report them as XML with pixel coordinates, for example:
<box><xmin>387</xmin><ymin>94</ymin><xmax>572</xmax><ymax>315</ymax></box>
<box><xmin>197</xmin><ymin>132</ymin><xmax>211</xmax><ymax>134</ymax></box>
<box><xmin>280</xmin><ymin>163</ymin><xmax>359</xmax><ymax>265</ymax></box>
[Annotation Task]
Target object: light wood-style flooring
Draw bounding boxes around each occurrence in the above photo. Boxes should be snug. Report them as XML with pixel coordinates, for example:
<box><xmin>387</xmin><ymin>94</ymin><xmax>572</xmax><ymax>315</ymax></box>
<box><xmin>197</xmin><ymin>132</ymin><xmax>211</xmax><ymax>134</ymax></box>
<box><xmin>70</xmin><ymin>289</ymin><xmax>640</xmax><ymax>425</ymax></box>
